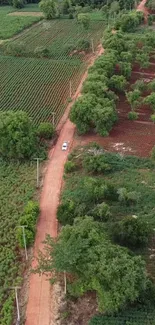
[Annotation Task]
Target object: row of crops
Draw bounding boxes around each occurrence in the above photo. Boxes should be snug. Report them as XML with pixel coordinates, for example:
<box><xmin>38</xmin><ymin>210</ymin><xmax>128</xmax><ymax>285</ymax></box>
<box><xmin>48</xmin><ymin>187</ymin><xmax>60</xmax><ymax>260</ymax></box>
<box><xmin>0</xmin><ymin>55</ymin><xmax>87</xmax><ymax>126</ymax></box>
<box><xmin>8</xmin><ymin>20</ymin><xmax>105</xmax><ymax>60</ymax></box>
<box><xmin>0</xmin><ymin>161</ymin><xmax>36</xmax><ymax>324</ymax></box>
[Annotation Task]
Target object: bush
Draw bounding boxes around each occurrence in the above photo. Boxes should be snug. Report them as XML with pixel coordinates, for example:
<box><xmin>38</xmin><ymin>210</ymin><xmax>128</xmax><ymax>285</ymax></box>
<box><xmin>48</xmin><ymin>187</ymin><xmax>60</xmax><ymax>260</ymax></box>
<box><xmin>148</xmin><ymin>14</ymin><xmax>154</xmax><ymax>26</ymax></box>
<box><xmin>76</xmin><ymin>39</ymin><xmax>90</xmax><ymax>52</ymax></box>
<box><xmin>109</xmin><ymin>75</ymin><xmax>128</xmax><ymax>92</ymax></box>
<box><xmin>34</xmin><ymin>47</ymin><xmax>50</xmax><ymax>58</ymax></box>
<box><xmin>78</xmin><ymin>13</ymin><xmax>90</xmax><ymax>30</ymax></box>
<box><xmin>112</xmin><ymin>216</ymin><xmax>151</xmax><ymax>248</ymax></box>
<box><xmin>64</xmin><ymin>161</ymin><xmax>76</xmax><ymax>173</ymax></box>
<box><xmin>91</xmin><ymin>202</ymin><xmax>111</xmax><ymax>222</ymax></box>
<box><xmin>39</xmin><ymin>0</ymin><xmax>59</xmax><ymax>19</ymax></box>
<box><xmin>117</xmin><ymin>188</ymin><xmax>140</xmax><ymax>205</ymax></box>
<box><xmin>151</xmin><ymin>146</ymin><xmax>155</xmax><ymax>160</ymax></box>
<box><xmin>57</xmin><ymin>199</ymin><xmax>76</xmax><ymax>225</ymax></box>
<box><xmin>24</xmin><ymin>201</ymin><xmax>40</xmax><ymax>217</ymax></box>
<box><xmin>4</xmin><ymin>42</ymin><xmax>25</xmax><ymax>57</ymax></box>
<box><xmin>16</xmin><ymin>227</ymin><xmax>35</xmax><ymax>248</ymax></box>
<box><xmin>16</xmin><ymin>201</ymin><xmax>40</xmax><ymax>248</ymax></box>
<box><xmin>151</xmin><ymin>114</ymin><xmax>155</xmax><ymax>123</ymax></box>
<box><xmin>0</xmin><ymin>110</ymin><xmax>37</xmax><ymax>160</ymax></box>
<box><xmin>37</xmin><ymin>122</ymin><xmax>54</xmax><ymax>139</ymax></box>
<box><xmin>128</xmin><ymin>111</ymin><xmax>139</xmax><ymax>120</ymax></box>
<box><xmin>13</xmin><ymin>0</ymin><xmax>24</xmax><ymax>8</ymax></box>
<box><xmin>83</xmin><ymin>154</ymin><xmax>111</xmax><ymax>173</ymax></box>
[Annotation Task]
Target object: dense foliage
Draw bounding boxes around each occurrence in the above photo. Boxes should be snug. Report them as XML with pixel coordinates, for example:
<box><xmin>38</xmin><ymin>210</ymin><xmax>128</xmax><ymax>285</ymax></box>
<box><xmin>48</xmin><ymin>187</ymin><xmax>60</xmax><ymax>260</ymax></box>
<box><xmin>0</xmin><ymin>110</ymin><xmax>37</xmax><ymax>160</ymax></box>
<box><xmin>38</xmin><ymin>216</ymin><xmax>147</xmax><ymax>313</ymax></box>
<box><xmin>37</xmin><ymin>144</ymin><xmax>155</xmax><ymax>321</ymax></box>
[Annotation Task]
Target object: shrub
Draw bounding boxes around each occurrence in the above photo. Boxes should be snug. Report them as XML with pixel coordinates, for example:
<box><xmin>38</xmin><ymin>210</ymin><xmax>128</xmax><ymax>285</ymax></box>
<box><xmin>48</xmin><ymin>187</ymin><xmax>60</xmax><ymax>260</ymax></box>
<box><xmin>37</xmin><ymin>122</ymin><xmax>54</xmax><ymax>139</ymax></box>
<box><xmin>34</xmin><ymin>47</ymin><xmax>50</xmax><ymax>58</ymax></box>
<box><xmin>109</xmin><ymin>75</ymin><xmax>128</xmax><ymax>92</ymax></box>
<box><xmin>117</xmin><ymin>188</ymin><xmax>140</xmax><ymax>205</ymax></box>
<box><xmin>4</xmin><ymin>42</ymin><xmax>25</xmax><ymax>57</ymax></box>
<box><xmin>16</xmin><ymin>227</ymin><xmax>35</xmax><ymax>248</ymax></box>
<box><xmin>16</xmin><ymin>201</ymin><xmax>40</xmax><ymax>248</ymax></box>
<box><xmin>13</xmin><ymin>0</ymin><xmax>24</xmax><ymax>8</ymax></box>
<box><xmin>126</xmin><ymin>90</ymin><xmax>142</xmax><ymax>109</ymax></box>
<box><xmin>128</xmin><ymin>111</ymin><xmax>139</xmax><ymax>120</ymax></box>
<box><xmin>64</xmin><ymin>161</ymin><xmax>76</xmax><ymax>173</ymax></box>
<box><xmin>39</xmin><ymin>0</ymin><xmax>59</xmax><ymax>19</ymax></box>
<box><xmin>78</xmin><ymin>13</ymin><xmax>90</xmax><ymax>30</ymax></box>
<box><xmin>132</xmin><ymin>79</ymin><xmax>147</xmax><ymax>92</ymax></box>
<box><xmin>112</xmin><ymin>216</ymin><xmax>151</xmax><ymax>248</ymax></box>
<box><xmin>151</xmin><ymin>114</ymin><xmax>155</xmax><ymax>123</ymax></box>
<box><xmin>76</xmin><ymin>39</ymin><xmax>90</xmax><ymax>52</ymax></box>
<box><xmin>91</xmin><ymin>202</ymin><xmax>111</xmax><ymax>222</ymax></box>
<box><xmin>57</xmin><ymin>199</ymin><xmax>76</xmax><ymax>225</ymax></box>
<box><xmin>151</xmin><ymin>146</ymin><xmax>155</xmax><ymax>160</ymax></box>
<box><xmin>24</xmin><ymin>201</ymin><xmax>40</xmax><ymax>217</ymax></box>
<box><xmin>83</xmin><ymin>154</ymin><xmax>111</xmax><ymax>173</ymax></box>
<box><xmin>148</xmin><ymin>14</ymin><xmax>154</xmax><ymax>26</ymax></box>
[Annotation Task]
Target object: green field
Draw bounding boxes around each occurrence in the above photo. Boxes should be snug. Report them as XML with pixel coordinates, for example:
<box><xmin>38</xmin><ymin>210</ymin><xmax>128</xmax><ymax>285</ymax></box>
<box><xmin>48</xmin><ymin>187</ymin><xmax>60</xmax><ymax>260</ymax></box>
<box><xmin>9</xmin><ymin>19</ymin><xmax>104</xmax><ymax>59</ymax></box>
<box><xmin>0</xmin><ymin>19</ymin><xmax>105</xmax><ymax>126</ymax></box>
<box><xmin>0</xmin><ymin>161</ymin><xmax>36</xmax><ymax>324</ymax></box>
<box><xmin>0</xmin><ymin>6</ymin><xmax>41</xmax><ymax>40</ymax></box>
<box><xmin>0</xmin><ymin>55</ymin><xmax>86</xmax><ymax>125</ymax></box>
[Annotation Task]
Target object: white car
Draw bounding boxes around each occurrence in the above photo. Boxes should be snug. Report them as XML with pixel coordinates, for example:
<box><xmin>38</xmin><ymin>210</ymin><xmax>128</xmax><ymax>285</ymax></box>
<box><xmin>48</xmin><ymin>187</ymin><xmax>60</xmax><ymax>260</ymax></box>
<box><xmin>62</xmin><ymin>141</ymin><xmax>68</xmax><ymax>151</ymax></box>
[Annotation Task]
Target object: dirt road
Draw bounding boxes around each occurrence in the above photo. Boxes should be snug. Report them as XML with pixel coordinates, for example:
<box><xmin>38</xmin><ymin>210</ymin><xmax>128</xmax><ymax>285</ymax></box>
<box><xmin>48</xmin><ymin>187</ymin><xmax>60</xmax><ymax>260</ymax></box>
<box><xmin>137</xmin><ymin>0</ymin><xmax>148</xmax><ymax>21</ymax></box>
<box><xmin>25</xmin><ymin>44</ymin><xmax>103</xmax><ymax>325</ymax></box>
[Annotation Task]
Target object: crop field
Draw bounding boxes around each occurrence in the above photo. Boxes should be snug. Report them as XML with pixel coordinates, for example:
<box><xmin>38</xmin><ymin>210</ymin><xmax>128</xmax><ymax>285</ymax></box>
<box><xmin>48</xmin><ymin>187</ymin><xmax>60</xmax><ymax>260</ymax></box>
<box><xmin>0</xmin><ymin>19</ymin><xmax>105</xmax><ymax>126</ymax></box>
<box><xmin>0</xmin><ymin>161</ymin><xmax>36</xmax><ymax>324</ymax></box>
<box><xmin>0</xmin><ymin>6</ymin><xmax>41</xmax><ymax>40</ymax></box>
<box><xmin>9</xmin><ymin>19</ymin><xmax>105</xmax><ymax>59</ymax></box>
<box><xmin>0</xmin><ymin>55</ymin><xmax>87</xmax><ymax>125</ymax></box>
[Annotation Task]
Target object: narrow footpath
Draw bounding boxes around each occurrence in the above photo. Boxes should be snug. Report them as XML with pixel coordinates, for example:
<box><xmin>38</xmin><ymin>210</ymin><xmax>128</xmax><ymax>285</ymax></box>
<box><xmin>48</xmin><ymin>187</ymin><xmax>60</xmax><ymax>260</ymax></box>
<box><xmin>25</xmin><ymin>45</ymin><xmax>104</xmax><ymax>325</ymax></box>
<box><xmin>137</xmin><ymin>0</ymin><xmax>149</xmax><ymax>21</ymax></box>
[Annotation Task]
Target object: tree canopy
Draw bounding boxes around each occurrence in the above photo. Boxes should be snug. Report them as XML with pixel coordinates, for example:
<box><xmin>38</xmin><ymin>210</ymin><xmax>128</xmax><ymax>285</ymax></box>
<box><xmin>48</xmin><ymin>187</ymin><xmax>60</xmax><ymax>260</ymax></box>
<box><xmin>0</xmin><ymin>110</ymin><xmax>37</xmax><ymax>160</ymax></box>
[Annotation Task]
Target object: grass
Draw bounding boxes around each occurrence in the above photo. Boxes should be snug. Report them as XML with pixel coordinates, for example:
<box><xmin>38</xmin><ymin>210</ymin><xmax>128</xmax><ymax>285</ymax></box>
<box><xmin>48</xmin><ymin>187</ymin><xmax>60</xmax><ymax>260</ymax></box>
<box><xmin>0</xmin><ymin>160</ymin><xmax>36</xmax><ymax>324</ymax></box>
<box><xmin>0</xmin><ymin>6</ymin><xmax>41</xmax><ymax>40</ymax></box>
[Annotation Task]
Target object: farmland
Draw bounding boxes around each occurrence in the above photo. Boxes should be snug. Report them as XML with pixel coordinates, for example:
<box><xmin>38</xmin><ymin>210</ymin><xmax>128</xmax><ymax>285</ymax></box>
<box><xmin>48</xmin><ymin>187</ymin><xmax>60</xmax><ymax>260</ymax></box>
<box><xmin>0</xmin><ymin>161</ymin><xmax>36</xmax><ymax>324</ymax></box>
<box><xmin>0</xmin><ymin>6</ymin><xmax>41</xmax><ymax>40</ymax></box>
<box><xmin>0</xmin><ymin>55</ymin><xmax>86</xmax><ymax>125</ymax></box>
<box><xmin>0</xmin><ymin>19</ymin><xmax>105</xmax><ymax>126</ymax></box>
<box><xmin>8</xmin><ymin>19</ymin><xmax>104</xmax><ymax>59</ymax></box>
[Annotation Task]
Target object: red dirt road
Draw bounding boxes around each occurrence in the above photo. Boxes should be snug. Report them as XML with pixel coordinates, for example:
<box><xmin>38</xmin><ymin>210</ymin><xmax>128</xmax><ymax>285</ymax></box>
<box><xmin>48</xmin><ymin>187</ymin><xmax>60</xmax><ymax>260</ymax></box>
<box><xmin>137</xmin><ymin>0</ymin><xmax>149</xmax><ymax>21</ymax></box>
<box><xmin>25</xmin><ymin>45</ymin><xmax>103</xmax><ymax>325</ymax></box>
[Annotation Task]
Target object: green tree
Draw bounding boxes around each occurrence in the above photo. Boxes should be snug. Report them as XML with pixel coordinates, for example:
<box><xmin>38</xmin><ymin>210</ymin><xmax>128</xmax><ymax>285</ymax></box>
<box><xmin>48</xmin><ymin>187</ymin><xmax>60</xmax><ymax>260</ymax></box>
<box><xmin>61</xmin><ymin>0</ymin><xmax>71</xmax><ymax>14</ymax></box>
<box><xmin>119</xmin><ymin>61</ymin><xmax>132</xmax><ymax>79</ymax></box>
<box><xmin>13</xmin><ymin>0</ymin><xmax>24</xmax><ymax>8</ymax></box>
<box><xmin>112</xmin><ymin>216</ymin><xmax>151</xmax><ymax>248</ymax></box>
<box><xmin>78</xmin><ymin>13</ymin><xmax>90</xmax><ymax>30</ymax></box>
<box><xmin>93</xmin><ymin>104</ymin><xmax>117</xmax><ymax>136</ymax></box>
<box><xmin>0</xmin><ymin>111</ymin><xmax>37</xmax><ymax>160</ymax></box>
<box><xmin>39</xmin><ymin>0</ymin><xmax>59</xmax><ymax>19</ymax></box>
<box><xmin>110</xmin><ymin>1</ymin><xmax>120</xmax><ymax>15</ymax></box>
<box><xmin>143</xmin><ymin>93</ymin><xmax>155</xmax><ymax>111</ymax></box>
<box><xmin>82</xmin><ymin>80</ymin><xmax>108</xmax><ymax>97</ymax></box>
<box><xmin>126</xmin><ymin>90</ymin><xmax>142</xmax><ymax>109</ymax></box>
<box><xmin>70</xmin><ymin>94</ymin><xmax>95</xmax><ymax>134</ymax></box>
<box><xmin>109</xmin><ymin>75</ymin><xmax>128</xmax><ymax>92</ymax></box>
<box><xmin>37</xmin><ymin>216</ymin><xmax>148</xmax><ymax>313</ymax></box>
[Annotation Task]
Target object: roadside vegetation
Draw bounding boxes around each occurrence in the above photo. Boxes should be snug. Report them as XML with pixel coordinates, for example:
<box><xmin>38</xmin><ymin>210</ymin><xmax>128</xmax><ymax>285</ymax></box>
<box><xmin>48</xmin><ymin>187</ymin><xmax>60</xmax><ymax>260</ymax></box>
<box><xmin>37</xmin><ymin>143</ymin><xmax>155</xmax><ymax>324</ymax></box>
<box><xmin>0</xmin><ymin>110</ymin><xmax>54</xmax><ymax>324</ymax></box>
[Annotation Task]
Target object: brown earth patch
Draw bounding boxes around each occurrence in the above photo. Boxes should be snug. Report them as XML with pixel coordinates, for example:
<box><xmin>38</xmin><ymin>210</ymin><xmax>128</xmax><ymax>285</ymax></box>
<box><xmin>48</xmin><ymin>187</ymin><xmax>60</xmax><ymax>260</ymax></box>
<box><xmin>8</xmin><ymin>11</ymin><xmax>43</xmax><ymax>17</ymax></box>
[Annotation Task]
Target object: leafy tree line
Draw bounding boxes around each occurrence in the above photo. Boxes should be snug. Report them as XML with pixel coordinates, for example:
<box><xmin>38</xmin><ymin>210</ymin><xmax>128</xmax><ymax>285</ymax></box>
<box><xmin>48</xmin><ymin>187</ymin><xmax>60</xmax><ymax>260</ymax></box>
<box><xmin>70</xmin><ymin>25</ymin><xmax>148</xmax><ymax>135</ymax></box>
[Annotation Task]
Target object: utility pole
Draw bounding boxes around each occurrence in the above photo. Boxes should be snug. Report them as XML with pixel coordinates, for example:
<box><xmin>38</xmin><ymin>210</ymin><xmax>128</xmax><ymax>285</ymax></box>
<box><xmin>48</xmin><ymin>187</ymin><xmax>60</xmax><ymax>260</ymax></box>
<box><xmin>34</xmin><ymin>158</ymin><xmax>42</xmax><ymax>188</ymax></box>
<box><xmin>64</xmin><ymin>271</ymin><xmax>67</xmax><ymax>294</ymax></box>
<box><xmin>51</xmin><ymin>112</ymin><xmax>55</xmax><ymax>127</ymax></box>
<box><xmin>10</xmin><ymin>287</ymin><xmax>21</xmax><ymax>324</ymax></box>
<box><xmin>69</xmin><ymin>80</ymin><xmax>72</xmax><ymax>98</ymax></box>
<box><xmin>17</xmin><ymin>225</ymin><xmax>28</xmax><ymax>261</ymax></box>
<box><xmin>91</xmin><ymin>39</ymin><xmax>95</xmax><ymax>54</ymax></box>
